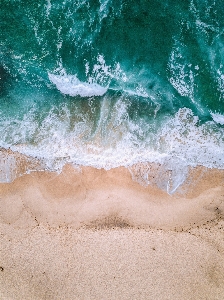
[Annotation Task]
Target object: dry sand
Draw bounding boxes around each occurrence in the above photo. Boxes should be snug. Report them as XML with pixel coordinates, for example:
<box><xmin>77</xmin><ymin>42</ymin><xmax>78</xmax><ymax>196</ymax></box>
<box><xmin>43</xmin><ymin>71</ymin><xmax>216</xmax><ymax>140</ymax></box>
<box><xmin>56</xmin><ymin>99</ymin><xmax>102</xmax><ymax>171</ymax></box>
<box><xmin>0</xmin><ymin>163</ymin><xmax>224</xmax><ymax>299</ymax></box>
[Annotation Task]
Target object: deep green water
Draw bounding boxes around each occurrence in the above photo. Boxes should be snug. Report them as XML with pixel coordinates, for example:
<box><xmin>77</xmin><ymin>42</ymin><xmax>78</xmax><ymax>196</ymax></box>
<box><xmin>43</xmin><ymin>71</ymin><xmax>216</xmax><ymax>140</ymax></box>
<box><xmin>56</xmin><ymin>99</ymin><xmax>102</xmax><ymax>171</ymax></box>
<box><xmin>0</xmin><ymin>0</ymin><xmax>224</xmax><ymax>190</ymax></box>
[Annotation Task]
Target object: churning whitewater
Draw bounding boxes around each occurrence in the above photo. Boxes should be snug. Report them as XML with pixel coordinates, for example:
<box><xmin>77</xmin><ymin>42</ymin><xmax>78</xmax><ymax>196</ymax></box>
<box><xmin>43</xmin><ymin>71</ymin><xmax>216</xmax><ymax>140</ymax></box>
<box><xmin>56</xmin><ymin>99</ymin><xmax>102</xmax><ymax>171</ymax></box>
<box><xmin>0</xmin><ymin>0</ymin><xmax>224</xmax><ymax>190</ymax></box>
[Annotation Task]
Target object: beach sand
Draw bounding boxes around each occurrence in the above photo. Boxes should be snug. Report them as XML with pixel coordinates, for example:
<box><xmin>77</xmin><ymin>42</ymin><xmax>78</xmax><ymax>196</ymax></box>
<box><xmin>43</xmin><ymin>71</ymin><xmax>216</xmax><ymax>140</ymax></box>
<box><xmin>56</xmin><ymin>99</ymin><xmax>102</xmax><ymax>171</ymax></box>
<box><xmin>0</xmin><ymin>162</ymin><xmax>224</xmax><ymax>299</ymax></box>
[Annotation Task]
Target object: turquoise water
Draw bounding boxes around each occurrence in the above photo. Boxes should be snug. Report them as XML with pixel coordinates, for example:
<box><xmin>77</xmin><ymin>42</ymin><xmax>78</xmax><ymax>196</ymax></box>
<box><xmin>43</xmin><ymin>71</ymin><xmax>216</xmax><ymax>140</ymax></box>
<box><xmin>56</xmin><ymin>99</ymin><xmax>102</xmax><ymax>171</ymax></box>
<box><xmin>1</xmin><ymin>0</ymin><xmax>224</xmax><ymax>190</ymax></box>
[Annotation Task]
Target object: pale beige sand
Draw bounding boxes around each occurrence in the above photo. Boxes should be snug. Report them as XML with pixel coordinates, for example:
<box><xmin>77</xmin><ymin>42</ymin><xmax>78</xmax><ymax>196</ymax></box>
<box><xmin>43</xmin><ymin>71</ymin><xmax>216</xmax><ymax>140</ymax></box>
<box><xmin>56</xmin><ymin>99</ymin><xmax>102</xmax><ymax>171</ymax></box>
<box><xmin>0</xmin><ymin>163</ymin><xmax>224</xmax><ymax>299</ymax></box>
<box><xmin>1</xmin><ymin>226</ymin><xmax>224</xmax><ymax>300</ymax></box>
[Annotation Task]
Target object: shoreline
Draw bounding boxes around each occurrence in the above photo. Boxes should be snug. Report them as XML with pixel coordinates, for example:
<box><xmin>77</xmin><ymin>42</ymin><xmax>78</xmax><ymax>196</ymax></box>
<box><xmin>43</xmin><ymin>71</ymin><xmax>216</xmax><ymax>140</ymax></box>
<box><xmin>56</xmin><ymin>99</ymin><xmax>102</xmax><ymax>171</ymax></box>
<box><xmin>0</xmin><ymin>163</ymin><xmax>223</xmax><ymax>230</ymax></box>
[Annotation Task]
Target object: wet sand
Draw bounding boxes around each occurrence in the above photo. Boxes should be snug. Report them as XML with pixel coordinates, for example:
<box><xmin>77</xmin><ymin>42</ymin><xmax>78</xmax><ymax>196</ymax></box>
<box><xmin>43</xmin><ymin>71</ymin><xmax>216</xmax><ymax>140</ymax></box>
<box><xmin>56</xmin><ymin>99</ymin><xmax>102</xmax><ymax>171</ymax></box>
<box><xmin>0</xmin><ymin>163</ymin><xmax>224</xmax><ymax>299</ymax></box>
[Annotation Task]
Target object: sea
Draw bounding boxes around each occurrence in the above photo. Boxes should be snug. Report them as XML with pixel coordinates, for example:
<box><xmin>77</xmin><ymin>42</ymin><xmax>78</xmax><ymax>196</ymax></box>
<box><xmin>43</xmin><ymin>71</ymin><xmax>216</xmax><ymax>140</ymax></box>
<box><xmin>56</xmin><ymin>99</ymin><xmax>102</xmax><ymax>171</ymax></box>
<box><xmin>1</xmin><ymin>0</ymin><xmax>224</xmax><ymax>193</ymax></box>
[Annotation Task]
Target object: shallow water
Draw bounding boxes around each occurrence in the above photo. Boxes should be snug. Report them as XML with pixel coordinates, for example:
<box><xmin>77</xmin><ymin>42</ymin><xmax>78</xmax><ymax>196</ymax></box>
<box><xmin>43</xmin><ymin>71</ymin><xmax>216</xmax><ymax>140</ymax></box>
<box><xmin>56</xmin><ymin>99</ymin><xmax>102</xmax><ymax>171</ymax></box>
<box><xmin>1</xmin><ymin>0</ymin><xmax>224</xmax><ymax>190</ymax></box>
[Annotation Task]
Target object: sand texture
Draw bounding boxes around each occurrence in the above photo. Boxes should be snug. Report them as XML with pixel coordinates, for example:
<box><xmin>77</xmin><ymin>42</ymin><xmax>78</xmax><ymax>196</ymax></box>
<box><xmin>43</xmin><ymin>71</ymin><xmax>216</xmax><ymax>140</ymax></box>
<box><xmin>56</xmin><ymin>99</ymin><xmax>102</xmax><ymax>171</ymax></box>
<box><xmin>0</xmin><ymin>164</ymin><xmax>224</xmax><ymax>299</ymax></box>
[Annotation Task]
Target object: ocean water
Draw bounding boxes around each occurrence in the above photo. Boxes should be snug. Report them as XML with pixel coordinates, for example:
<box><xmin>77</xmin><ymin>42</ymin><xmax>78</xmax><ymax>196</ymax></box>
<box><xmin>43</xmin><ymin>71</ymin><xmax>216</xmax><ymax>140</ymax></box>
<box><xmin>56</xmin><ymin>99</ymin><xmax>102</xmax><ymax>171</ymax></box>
<box><xmin>1</xmin><ymin>0</ymin><xmax>224</xmax><ymax>192</ymax></box>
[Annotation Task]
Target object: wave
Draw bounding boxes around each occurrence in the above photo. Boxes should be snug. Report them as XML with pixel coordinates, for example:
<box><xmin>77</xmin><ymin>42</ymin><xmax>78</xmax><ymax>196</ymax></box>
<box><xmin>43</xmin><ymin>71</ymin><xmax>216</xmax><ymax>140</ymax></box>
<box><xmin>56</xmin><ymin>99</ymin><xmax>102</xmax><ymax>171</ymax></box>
<box><xmin>48</xmin><ymin>73</ymin><xmax>108</xmax><ymax>97</ymax></box>
<box><xmin>0</xmin><ymin>104</ymin><xmax>223</xmax><ymax>193</ymax></box>
<box><xmin>1</xmin><ymin>0</ymin><xmax>224</xmax><ymax>193</ymax></box>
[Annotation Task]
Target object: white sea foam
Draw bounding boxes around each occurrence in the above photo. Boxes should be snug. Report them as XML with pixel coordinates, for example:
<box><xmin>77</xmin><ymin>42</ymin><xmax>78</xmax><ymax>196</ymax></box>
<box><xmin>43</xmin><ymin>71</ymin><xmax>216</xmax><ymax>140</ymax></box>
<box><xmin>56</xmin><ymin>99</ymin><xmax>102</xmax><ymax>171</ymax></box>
<box><xmin>49</xmin><ymin>54</ymin><xmax>127</xmax><ymax>97</ymax></box>
<box><xmin>45</xmin><ymin>0</ymin><xmax>51</xmax><ymax>17</ymax></box>
<box><xmin>0</xmin><ymin>151</ymin><xmax>17</xmax><ymax>183</ymax></box>
<box><xmin>211</xmin><ymin>112</ymin><xmax>224</xmax><ymax>125</ymax></box>
<box><xmin>0</xmin><ymin>103</ymin><xmax>223</xmax><ymax>192</ymax></box>
<box><xmin>168</xmin><ymin>42</ymin><xmax>195</xmax><ymax>100</ymax></box>
<box><xmin>99</xmin><ymin>0</ymin><xmax>111</xmax><ymax>20</ymax></box>
<box><xmin>48</xmin><ymin>73</ymin><xmax>108</xmax><ymax>97</ymax></box>
<box><xmin>168</xmin><ymin>41</ymin><xmax>206</xmax><ymax>114</ymax></box>
<box><xmin>90</xmin><ymin>55</ymin><xmax>128</xmax><ymax>84</ymax></box>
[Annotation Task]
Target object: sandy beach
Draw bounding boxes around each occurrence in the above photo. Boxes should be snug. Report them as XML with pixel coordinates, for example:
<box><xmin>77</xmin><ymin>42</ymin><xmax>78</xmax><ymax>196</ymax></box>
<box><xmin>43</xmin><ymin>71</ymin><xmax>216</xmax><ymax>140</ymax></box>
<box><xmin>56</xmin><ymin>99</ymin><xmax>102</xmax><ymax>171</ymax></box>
<box><xmin>0</xmin><ymin>162</ymin><xmax>224</xmax><ymax>299</ymax></box>
<box><xmin>1</xmin><ymin>0</ymin><xmax>224</xmax><ymax>298</ymax></box>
